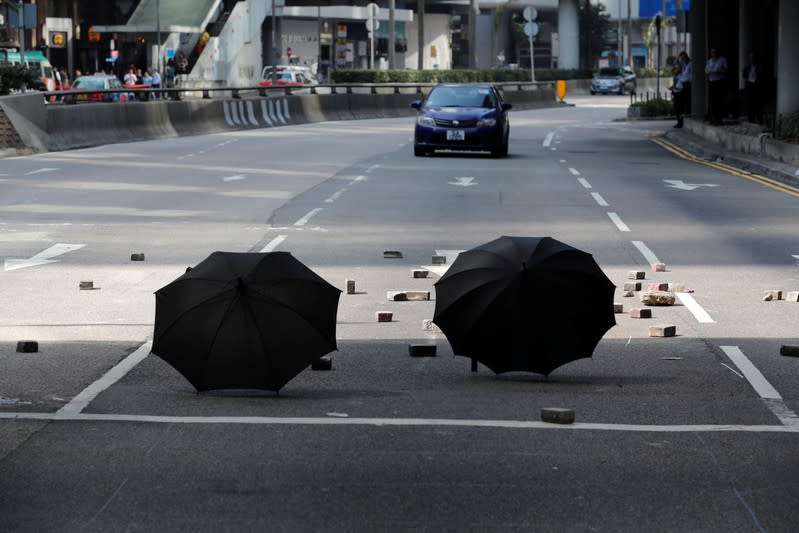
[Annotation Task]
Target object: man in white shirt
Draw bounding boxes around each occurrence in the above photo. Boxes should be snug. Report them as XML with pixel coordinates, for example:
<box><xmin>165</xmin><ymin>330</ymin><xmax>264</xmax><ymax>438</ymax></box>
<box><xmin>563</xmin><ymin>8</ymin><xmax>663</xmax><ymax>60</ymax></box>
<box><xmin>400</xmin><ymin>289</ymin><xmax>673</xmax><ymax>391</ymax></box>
<box><xmin>705</xmin><ymin>48</ymin><xmax>728</xmax><ymax>125</ymax></box>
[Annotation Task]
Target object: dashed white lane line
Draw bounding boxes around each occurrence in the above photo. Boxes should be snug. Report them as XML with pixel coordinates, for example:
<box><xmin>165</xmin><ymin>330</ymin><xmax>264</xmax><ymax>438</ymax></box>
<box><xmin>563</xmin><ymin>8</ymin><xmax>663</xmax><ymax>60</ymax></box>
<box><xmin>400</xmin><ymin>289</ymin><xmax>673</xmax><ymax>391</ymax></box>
<box><xmin>366</xmin><ymin>165</ymin><xmax>380</xmax><ymax>174</ymax></box>
<box><xmin>325</xmin><ymin>188</ymin><xmax>347</xmax><ymax>203</ymax></box>
<box><xmin>568</xmin><ymin>167</ymin><xmax>581</xmax><ymax>176</ymax></box>
<box><xmin>632</xmin><ymin>240</ymin><xmax>662</xmax><ymax>266</ymax></box>
<box><xmin>590</xmin><ymin>192</ymin><xmax>608</xmax><ymax>206</ymax></box>
<box><xmin>577</xmin><ymin>178</ymin><xmax>592</xmax><ymax>189</ymax></box>
<box><xmin>260</xmin><ymin>235</ymin><xmax>287</xmax><ymax>252</ymax></box>
<box><xmin>543</xmin><ymin>132</ymin><xmax>555</xmax><ymax>147</ymax></box>
<box><xmin>676</xmin><ymin>293</ymin><xmax>715</xmax><ymax>323</ymax></box>
<box><xmin>350</xmin><ymin>175</ymin><xmax>366</xmax><ymax>184</ymax></box>
<box><xmin>607</xmin><ymin>212</ymin><xmax>630</xmax><ymax>232</ymax></box>
<box><xmin>293</xmin><ymin>208</ymin><xmax>323</xmax><ymax>226</ymax></box>
<box><xmin>56</xmin><ymin>342</ymin><xmax>152</xmax><ymax>417</ymax></box>
<box><xmin>720</xmin><ymin>346</ymin><xmax>799</xmax><ymax>426</ymax></box>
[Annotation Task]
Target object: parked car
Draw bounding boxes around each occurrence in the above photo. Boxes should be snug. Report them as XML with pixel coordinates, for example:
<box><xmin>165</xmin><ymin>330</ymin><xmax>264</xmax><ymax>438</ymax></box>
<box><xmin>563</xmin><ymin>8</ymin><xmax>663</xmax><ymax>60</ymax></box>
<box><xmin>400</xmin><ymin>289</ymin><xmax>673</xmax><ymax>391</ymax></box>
<box><xmin>63</xmin><ymin>75</ymin><xmax>124</xmax><ymax>103</ymax></box>
<box><xmin>410</xmin><ymin>83</ymin><xmax>512</xmax><ymax>158</ymax></box>
<box><xmin>590</xmin><ymin>67</ymin><xmax>636</xmax><ymax>95</ymax></box>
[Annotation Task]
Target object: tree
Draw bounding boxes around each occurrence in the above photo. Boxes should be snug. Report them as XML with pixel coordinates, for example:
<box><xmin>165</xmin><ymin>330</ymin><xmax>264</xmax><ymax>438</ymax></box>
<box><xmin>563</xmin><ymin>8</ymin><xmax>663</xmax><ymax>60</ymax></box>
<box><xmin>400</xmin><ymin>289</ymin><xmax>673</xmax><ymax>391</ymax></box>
<box><xmin>579</xmin><ymin>0</ymin><xmax>611</xmax><ymax>70</ymax></box>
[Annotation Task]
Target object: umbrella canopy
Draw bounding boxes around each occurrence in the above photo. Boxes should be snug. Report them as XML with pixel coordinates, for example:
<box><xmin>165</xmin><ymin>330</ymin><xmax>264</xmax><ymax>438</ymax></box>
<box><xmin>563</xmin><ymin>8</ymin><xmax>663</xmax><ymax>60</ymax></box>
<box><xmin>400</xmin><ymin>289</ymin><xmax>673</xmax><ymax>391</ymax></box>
<box><xmin>152</xmin><ymin>251</ymin><xmax>341</xmax><ymax>392</ymax></box>
<box><xmin>433</xmin><ymin>236</ymin><xmax>616</xmax><ymax>375</ymax></box>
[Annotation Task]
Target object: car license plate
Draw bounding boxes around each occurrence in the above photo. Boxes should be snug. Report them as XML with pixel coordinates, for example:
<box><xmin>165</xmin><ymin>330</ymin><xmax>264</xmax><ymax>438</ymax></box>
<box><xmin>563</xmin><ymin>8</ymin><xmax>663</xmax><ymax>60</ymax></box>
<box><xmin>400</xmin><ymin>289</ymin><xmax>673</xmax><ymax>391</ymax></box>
<box><xmin>446</xmin><ymin>129</ymin><xmax>465</xmax><ymax>141</ymax></box>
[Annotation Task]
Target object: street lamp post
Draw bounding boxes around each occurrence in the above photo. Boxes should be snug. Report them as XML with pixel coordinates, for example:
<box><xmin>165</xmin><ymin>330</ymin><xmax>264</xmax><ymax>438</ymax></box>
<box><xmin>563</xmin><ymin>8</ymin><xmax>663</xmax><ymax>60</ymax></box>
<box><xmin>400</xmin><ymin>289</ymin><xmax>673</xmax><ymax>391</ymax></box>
<box><xmin>156</xmin><ymin>0</ymin><xmax>161</xmax><ymax>73</ymax></box>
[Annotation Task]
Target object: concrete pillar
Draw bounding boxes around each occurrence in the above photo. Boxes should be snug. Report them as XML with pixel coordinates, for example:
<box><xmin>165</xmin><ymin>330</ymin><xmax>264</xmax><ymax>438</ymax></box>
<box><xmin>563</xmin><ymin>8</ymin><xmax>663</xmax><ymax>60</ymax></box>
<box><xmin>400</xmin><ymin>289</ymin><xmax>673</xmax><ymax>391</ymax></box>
<box><xmin>417</xmin><ymin>0</ymin><xmax>425</xmax><ymax>70</ymax></box>
<box><xmin>689</xmin><ymin>0</ymin><xmax>707</xmax><ymax>119</ymax></box>
<box><xmin>558</xmin><ymin>0</ymin><xmax>579</xmax><ymax>69</ymax></box>
<box><xmin>389</xmin><ymin>0</ymin><xmax>396</xmax><ymax>69</ymax></box>
<box><xmin>776</xmin><ymin>0</ymin><xmax>799</xmax><ymax>118</ymax></box>
<box><xmin>738</xmin><ymin>1</ymin><xmax>751</xmax><ymax>91</ymax></box>
<box><xmin>469</xmin><ymin>0</ymin><xmax>478</xmax><ymax>69</ymax></box>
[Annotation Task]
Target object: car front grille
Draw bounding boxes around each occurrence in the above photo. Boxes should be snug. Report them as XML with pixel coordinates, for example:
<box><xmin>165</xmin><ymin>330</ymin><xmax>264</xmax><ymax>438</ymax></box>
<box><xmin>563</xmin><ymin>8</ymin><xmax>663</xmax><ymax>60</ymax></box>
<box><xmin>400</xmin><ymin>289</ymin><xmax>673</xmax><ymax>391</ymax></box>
<box><xmin>434</xmin><ymin>118</ymin><xmax>478</xmax><ymax>128</ymax></box>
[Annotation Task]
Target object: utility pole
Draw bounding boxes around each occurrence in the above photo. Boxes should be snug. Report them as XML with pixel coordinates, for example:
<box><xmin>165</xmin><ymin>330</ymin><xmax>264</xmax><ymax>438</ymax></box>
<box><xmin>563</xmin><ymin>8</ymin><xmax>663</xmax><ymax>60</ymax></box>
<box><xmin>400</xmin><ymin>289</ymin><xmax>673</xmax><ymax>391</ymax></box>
<box><xmin>627</xmin><ymin>0</ymin><xmax>632</xmax><ymax>67</ymax></box>
<box><xmin>389</xmin><ymin>0</ymin><xmax>395</xmax><ymax>69</ymax></box>
<box><xmin>617</xmin><ymin>0</ymin><xmax>622</xmax><ymax>66</ymax></box>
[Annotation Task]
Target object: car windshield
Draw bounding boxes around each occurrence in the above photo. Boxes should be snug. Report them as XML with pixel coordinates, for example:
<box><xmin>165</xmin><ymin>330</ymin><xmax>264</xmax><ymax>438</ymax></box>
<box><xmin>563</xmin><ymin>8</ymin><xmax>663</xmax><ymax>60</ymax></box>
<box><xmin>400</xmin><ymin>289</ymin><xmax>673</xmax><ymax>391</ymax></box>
<box><xmin>73</xmin><ymin>78</ymin><xmax>104</xmax><ymax>89</ymax></box>
<box><xmin>425</xmin><ymin>86</ymin><xmax>496</xmax><ymax>108</ymax></box>
<box><xmin>598</xmin><ymin>68</ymin><xmax>620</xmax><ymax>77</ymax></box>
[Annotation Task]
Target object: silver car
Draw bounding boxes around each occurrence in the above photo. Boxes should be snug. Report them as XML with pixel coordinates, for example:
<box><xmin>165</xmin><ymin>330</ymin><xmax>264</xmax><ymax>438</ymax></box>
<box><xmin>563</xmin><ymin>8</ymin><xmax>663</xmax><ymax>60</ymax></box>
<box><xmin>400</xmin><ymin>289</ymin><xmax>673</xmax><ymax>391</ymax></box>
<box><xmin>590</xmin><ymin>67</ymin><xmax>636</xmax><ymax>95</ymax></box>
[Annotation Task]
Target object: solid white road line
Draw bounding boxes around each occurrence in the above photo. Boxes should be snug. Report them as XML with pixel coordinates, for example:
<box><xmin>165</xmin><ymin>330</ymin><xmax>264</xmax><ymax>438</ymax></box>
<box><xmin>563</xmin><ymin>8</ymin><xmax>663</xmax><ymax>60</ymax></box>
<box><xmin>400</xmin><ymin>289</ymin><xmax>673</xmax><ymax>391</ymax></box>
<box><xmin>56</xmin><ymin>342</ymin><xmax>152</xmax><ymax>417</ymax></box>
<box><xmin>675</xmin><ymin>293</ymin><xmax>715</xmax><ymax>323</ymax></box>
<box><xmin>720</xmin><ymin>346</ymin><xmax>799</xmax><ymax>427</ymax></box>
<box><xmin>607</xmin><ymin>212</ymin><xmax>630</xmax><ymax>232</ymax></box>
<box><xmin>260</xmin><ymin>235</ymin><xmax>287</xmax><ymax>252</ymax></box>
<box><xmin>2</xmin><ymin>412</ymin><xmax>799</xmax><ymax>433</ymax></box>
<box><xmin>366</xmin><ymin>165</ymin><xmax>380</xmax><ymax>173</ymax></box>
<box><xmin>293</xmin><ymin>208</ymin><xmax>323</xmax><ymax>226</ymax></box>
<box><xmin>591</xmin><ymin>192</ymin><xmax>608</xmax><ymax>206</ymax></box>
<box><xmin>568</xmin><ymin>167</ymin><xmax>581</xmax><ymax>176</ymax></box>
<box><xmin>720</xmin><ymin>346</ymin><xmax>781</xmax><ymax>399</ymax></box>
<box><xmin>632</xmin><ymin>240</ymin><xmax>662</xmax><ymax>266</ymax></box>
<box><xmin>543</xmin><ymin>132</ymin><xmax>555</xmax><ymax>147</ymax></box>
<box><xmin>577</xmin><ymin>178</ymin><xmax>592</xmax><ymax>189</ymax></box>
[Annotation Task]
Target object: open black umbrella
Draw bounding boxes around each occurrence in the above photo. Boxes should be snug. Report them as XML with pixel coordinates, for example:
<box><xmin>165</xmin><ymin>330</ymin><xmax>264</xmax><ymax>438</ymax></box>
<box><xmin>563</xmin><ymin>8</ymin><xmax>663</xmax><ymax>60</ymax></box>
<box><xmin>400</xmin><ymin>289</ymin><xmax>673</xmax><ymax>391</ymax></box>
<box><xmin>152</xmin><ymin>251</ymin><xmax>341</xmax><ymax>392</ymax></box>
<box><xmin>433</xmin><ymin>236</ymin><xmax>615</xmax><ymax>375</ymax></box>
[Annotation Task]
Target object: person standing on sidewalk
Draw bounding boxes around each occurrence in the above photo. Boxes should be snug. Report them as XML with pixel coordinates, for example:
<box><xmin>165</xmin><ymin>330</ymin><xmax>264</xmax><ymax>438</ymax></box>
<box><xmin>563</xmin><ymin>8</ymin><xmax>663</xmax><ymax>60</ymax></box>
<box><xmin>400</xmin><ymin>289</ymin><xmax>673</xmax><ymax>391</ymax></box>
<box><xmin>742</xmin><ymin>52</ymin><xmax>763</xmax><ymax>124</ymax></box>
<box><xmin>705</xmin><ymin>48</ymin><xmax>728</xmax><ymax>125</ymax></box>
<box><xmin>672</xmin><ymin>52</ymin><xmax>692</xmax><ymax>128</ymax></box>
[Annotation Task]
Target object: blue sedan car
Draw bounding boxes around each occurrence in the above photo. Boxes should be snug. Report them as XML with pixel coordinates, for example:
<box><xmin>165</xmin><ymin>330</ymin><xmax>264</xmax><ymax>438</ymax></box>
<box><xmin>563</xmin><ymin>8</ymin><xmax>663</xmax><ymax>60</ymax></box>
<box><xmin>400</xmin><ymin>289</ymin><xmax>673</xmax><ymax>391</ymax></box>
<box><xmin>411</xmin><ymin>83</ymin><xmax>512</xmax><ymax>158</ymax></box>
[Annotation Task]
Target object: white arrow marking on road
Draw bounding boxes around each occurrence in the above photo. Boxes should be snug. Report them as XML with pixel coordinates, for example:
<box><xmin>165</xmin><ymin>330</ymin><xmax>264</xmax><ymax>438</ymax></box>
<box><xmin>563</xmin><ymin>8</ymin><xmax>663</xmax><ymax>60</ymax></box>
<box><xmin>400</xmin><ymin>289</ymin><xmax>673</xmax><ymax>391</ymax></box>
<box><xmin>792</xmin><ymin>255</ymin><xmax>799</xmax><ymax>261</ymax></box>
<box><xmin>24</xmin><ymin>168</ymin><xmax>59</xmax><ymax>176</ymax></box>
<box><xmin>664</xmin><ymin>179</ymin><xmax>719</xmax><ymax>191</ymax></box>
<box><xmin>222</xmin><ymin>174</ymin><xmax>247</xmax><ymax>182</ymax></box>
<box><xmin>4</xmin><ymin>243</ymin><xmax>86</xmax><ymax>271</ymax></box>
<box><xmin>448</xmin><ymin>177</ymin><xmax>477</xmax><ymax>187</ymax></box>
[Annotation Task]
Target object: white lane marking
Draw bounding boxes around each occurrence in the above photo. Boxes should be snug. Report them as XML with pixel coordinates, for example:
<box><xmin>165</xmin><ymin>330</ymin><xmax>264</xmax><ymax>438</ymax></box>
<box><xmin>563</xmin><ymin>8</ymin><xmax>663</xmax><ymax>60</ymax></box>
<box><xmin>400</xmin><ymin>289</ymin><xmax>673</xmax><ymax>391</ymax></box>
<box><xmin>325</xmin><ymin>188</ymin><xmax>348</xmax><ymax>203</ymax></box>
<box><xmin>260</xmin><ymin>235</ymin><xmax>287</xmax><ymax>252</ymax></box>
<box><xmin>721</xmin><ymin>347</ymin><xmax>780</xmax><ymax>399</ymax></box>
<box><xmin>449</xmin><ymin>177</ymin><xmax>477</xmax><ymax>187</ymax></box>
<box><xmin>24</xmin><ymin>168</ymin><xmax>59</xmax><ymax>175</ymax></box>
<box><xmin>366</xmin><ymin>164</ymin><xmax>380</xmax><ymax>173</ymax></box>
<box><xmin>590</xmin><ymin>192</ymin><xmax>608</xmax><ymax>206</ymax></box>
<box><xmin>632</xmin><ymin>240</ymin><xmax>662</xmax><ymax>266</ymax></box>
<box><xmin>543</xmin><ymin>132</ymin><xmax>555</xmax><ymax>147</ymax></box>
<box><xmin>421</xmin><ymin>249</ymin><xmax>464</xmax><ymax>277</ymax></box>
<box><xmin>56</xmin><ymin>342</ymin><xmax>152</xmax><ymax>417</ymax></box>
<box><xmin>577</xmin><ymin>178</ymin><xmax>592</xmax><ymax>189</ymax></box>
<box><xmin>559</xmin><ymin>160</ymin><xmax>566</xmax><ymax>163</ymax></box>
<box><xmin>675</xmin><ymin>293</ymin><xmax>715</xmax><ymax>323</ymax></box>
<box><xmin>294</xmin><ymin>208</ymin><xmax>323</xmax><ymax>226</ymax></box>
<box><xmin>551</xmin><ymin>148</ymin><xmax>557</xmax><ymax>151</ymax></box>
<box><xmin>222</xmin><ymin>174</ymin><xmax>247</xmax><ymax>182</ymax></box>
<box><xmin>2</xmin><ymin>412</ymin><xmax>799</xmax><ymax>433</ymax></box>
<box><xmin>351</xmin><ymin>175</ymin><xmax>366</xmax><ymax>183</ymax></box>
<box><xmin>568</xmin><ymin>167</ymin><xmax>581</xmax><ymax>176</ymax></box>
<box><xmin>663</xmin><ymin>179</ymin><xmax>719</xmax><ymax>191</ymax></box>
<box><xmin>4</xmin><ymin>243</ymin><xmax>85</xmax><ymax>271</ymax></box>
<box><xmin>792</xmin><ymin>255</ymin><xmax>799</xmax><ymax>261</ymax></box>
<box><xmin>719</xmin><ymin>347</ymin><xmax>799</xmax><ymax>427</ymax></box>
<box><xmin>607</xmin><ymin>212</ymin><xmax>630</xmax><ymax>232</ymax></box>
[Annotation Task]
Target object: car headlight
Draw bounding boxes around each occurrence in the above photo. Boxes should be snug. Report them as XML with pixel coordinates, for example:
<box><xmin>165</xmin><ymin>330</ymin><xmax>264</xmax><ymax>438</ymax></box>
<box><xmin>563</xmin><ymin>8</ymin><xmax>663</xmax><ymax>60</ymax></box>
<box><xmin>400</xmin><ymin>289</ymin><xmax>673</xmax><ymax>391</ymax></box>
<box><xmin>417</xmin><ymin>115</ymin><xmax>435</xmax><ymax>127</ymax></box>
<box><xmin>477</xmin><ymin>118</ymin><xmax>497</xmax><ymax>127</ymax></box>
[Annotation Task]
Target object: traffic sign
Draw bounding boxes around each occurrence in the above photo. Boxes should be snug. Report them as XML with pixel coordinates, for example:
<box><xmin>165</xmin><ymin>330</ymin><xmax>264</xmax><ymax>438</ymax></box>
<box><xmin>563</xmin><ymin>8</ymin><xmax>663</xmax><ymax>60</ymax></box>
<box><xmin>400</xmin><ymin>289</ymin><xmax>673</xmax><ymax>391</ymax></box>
<box><xmin>524</xmin><ymin>22</ymin><xmax>539</xmax><ymax>37</ymax></box>
<box><xmin>523</xmin><ymin>6</ymin><xmax>537</xmax><ymax>21</ymax></box>
<box><xmin>365</xmin><ymin>18</ymin><xmax>379</xmax><ymax>32</ymax></box>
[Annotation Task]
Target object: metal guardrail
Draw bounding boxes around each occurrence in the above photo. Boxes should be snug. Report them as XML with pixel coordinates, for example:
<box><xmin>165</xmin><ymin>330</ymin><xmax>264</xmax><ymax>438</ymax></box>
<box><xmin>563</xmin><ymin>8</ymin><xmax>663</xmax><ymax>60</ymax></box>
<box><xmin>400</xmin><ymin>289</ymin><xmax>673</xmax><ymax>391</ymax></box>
<box><xmin>40</xmin><ymin>81</ymin><xmax>557</xmax><ymax>104</ymax></box>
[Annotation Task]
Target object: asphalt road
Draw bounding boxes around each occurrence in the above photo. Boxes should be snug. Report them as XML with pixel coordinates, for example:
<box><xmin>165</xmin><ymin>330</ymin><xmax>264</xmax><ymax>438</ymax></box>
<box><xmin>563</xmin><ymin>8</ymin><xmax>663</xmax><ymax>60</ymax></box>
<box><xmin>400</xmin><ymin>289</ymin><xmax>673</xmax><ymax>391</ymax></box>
<box><xmin>1</xmin><ymin>95</ymin><xmax>799</xmax><ymax>532</ymax></box>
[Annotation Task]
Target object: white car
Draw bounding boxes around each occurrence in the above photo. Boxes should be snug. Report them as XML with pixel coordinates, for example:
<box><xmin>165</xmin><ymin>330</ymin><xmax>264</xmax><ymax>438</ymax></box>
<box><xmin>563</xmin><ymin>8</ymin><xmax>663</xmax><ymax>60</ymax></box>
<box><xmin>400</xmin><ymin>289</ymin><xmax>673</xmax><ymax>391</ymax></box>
<box><xmin>260</xmin><ymin>65</ymin><xmax>318</xmax><ymax>85</ymax></box>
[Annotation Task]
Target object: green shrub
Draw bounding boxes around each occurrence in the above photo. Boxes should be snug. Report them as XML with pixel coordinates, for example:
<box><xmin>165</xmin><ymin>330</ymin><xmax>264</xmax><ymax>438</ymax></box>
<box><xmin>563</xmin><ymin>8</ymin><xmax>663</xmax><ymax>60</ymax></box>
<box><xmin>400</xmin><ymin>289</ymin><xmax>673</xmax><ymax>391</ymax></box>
<box><xmin>777</xmin><ymin>112</ymin><xmax>799</xmax><ymax>143</ymax></box>
<box><xmin>0</xmin><ymin>65</ymin><xmax>40</xmax><ymax>95</ymax></box>
<box><xmin>630</xmin><ymin>97</ymin><xmax>674</xmax><ymax>116</ymax></box>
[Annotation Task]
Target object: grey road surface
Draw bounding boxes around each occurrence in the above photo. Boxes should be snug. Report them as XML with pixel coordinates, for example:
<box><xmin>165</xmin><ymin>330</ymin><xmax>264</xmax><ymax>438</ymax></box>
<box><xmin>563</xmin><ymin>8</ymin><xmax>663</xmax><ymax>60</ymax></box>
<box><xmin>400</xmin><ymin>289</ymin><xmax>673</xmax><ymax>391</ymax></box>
<box><xmin>1</xmin><ymin>95</ymin><xmax>798</xmax><ymax>532</ymax></box>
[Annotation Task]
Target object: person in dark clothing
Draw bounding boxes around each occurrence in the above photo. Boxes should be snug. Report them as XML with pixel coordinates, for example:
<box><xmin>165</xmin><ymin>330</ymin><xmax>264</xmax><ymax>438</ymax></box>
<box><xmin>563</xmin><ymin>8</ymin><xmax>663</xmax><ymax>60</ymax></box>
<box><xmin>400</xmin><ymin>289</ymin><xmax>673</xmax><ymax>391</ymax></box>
<box><xmin>742</xmin><ymin>52</ymin><xmax>763</xmax><ymax>124</ymax></box>
<box><xmin>671</xmin><ymin>52</ymin><xmax>692</xmax><ymax>128</ymax></box>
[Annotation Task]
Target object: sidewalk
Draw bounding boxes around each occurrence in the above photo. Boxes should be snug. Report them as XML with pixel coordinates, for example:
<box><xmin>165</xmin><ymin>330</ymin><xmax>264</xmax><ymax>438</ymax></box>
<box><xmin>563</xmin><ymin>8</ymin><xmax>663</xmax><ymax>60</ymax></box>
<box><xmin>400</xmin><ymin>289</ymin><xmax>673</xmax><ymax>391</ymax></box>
<box><xmin>662</xmin><ymin>118</ymin><xmax>799</xmax><ymax>188</ymax></box>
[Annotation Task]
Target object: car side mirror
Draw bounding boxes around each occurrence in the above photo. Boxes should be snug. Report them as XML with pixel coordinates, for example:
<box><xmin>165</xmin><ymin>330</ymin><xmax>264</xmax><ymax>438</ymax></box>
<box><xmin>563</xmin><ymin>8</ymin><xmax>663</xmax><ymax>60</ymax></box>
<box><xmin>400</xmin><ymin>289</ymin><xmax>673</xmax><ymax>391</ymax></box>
<box><xmin>501</xmin><ymin>103</ymin><xmax>512</xmax><ymax>111</ymax></box>
<box><xmin>410</xmin><ymin>100</ymin><xmax>421</xmax><ymax>109</ymax></box>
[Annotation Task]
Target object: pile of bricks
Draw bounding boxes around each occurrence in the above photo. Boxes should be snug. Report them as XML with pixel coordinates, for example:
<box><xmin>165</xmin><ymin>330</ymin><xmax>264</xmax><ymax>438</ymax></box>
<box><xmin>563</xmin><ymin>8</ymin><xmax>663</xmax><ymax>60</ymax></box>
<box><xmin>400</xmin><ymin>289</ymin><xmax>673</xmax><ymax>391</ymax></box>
<box><xmin>616</xmin><ymin>267</ymin><xmax>679</xmax><ymax>338</ymax></box>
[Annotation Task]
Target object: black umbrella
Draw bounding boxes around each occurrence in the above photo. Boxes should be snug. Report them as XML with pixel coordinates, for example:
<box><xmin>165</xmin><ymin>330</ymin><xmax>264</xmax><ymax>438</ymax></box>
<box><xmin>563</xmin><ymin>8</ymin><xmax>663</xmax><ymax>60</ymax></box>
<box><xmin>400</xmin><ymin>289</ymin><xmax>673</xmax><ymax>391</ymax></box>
<box><xmin>433</xmin><ymin>236</ymin><xmax>615</xmax><ymax>375</ymax></box>
<box><xmin>152</xmin><ymin>251</ymin><xmax>341</xmax><ymax>392</ymax></box>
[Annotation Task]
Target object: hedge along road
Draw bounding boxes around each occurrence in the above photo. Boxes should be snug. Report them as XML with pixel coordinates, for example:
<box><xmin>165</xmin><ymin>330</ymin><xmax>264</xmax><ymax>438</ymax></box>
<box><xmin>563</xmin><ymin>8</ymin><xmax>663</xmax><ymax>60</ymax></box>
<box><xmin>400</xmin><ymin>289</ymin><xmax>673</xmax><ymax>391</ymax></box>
<box><xmin>1</xmin><ymin>95</ymin><xmax>799</xmax><ymax>531</ymax></box>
